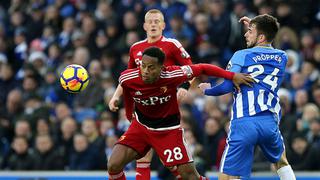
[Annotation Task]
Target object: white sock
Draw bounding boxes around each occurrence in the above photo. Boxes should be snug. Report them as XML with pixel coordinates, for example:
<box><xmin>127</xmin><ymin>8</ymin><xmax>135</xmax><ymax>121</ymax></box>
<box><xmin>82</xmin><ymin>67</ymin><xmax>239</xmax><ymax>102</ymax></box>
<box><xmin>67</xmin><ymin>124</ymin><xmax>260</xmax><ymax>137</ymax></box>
<box><xmin>277</xmin><ymin>165</ymin><xmax>296</xmax><ymax>180</ymax></box>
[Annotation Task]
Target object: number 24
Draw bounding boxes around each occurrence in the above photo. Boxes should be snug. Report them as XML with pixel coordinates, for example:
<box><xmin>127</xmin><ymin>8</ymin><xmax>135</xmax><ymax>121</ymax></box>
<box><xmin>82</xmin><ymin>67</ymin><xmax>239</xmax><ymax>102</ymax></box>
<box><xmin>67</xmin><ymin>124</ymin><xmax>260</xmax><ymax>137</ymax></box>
<box><xmin>247</xmin><ymin>65</ymin><xmax>279</xmax><ymax>91</ymax></box>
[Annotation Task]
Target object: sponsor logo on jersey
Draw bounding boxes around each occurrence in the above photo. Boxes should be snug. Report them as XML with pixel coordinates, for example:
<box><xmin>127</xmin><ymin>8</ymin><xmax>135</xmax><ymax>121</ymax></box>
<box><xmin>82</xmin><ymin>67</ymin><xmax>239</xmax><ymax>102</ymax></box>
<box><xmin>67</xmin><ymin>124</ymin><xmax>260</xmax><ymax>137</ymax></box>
<box><xmin>133</xmin><ymin>95</ymin><xmax>171</xmax><ymax>106</ymax></box>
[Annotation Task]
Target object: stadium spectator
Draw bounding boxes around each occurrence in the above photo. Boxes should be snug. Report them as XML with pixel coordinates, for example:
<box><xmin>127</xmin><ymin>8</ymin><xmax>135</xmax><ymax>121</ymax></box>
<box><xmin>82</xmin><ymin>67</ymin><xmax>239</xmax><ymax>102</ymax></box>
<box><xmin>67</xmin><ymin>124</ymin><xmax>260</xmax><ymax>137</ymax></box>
<box><xmin>33</xmin><ymin>134</ymin><xmax>64</xmax><ymax>170</ymax></box>
<box><xmin>5</xmin><ymin>136</ymin><xmax>34</xmax><ymax>170</ymax></box>
<box><xmin>69</xmin><ymin>133</ymin><xmax>96</xmax><ymax>170</ymax></box>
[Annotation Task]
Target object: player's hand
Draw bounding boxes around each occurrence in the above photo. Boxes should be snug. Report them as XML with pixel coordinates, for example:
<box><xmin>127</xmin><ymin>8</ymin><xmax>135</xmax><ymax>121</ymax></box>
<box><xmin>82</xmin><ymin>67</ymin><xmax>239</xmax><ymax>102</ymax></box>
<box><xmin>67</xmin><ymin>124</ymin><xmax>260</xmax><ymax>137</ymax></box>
<box><xmin>177</xmin><ymin>88</ymin><xmax>188</xmax><ymax>102</ymax></box>
<box><xmin>239</xmin><ymin>16</ymin><xmax>251</xmax><ymax>27</ymax></box>
<box><xmin>198</xmin><ymin>83</ymin><xmax>211</xmax><ymax>94</ymax></box>
<box><xmin>232</xmin><ymin>73</ymin><xmax>255</xmax><ymax>92</ymax></box>
<box><xmin>108</xmin><ymin>97</ymin><xmax>119</xmax><ymax>112</ymax></box>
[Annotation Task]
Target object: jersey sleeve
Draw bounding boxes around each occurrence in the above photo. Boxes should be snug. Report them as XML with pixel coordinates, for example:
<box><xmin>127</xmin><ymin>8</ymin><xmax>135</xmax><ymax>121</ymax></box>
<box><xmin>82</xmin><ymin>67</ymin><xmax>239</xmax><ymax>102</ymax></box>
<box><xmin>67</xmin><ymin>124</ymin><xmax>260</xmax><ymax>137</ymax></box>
<box><xmin>123</xmin><ymin>88</ymin><xmax>134</xmax><ymax>121</ymax></box>
<box><xmin>170</xmin><ymin>39</ymin><xmax>192</xmax><ymax>65</ymax></box>
<box><xmin>204</xmin><ymin>80</ymin><xmax>234</xmax><ymax>96</ymax></box>
<box><xmin>204</xmin><ymin>51</ymin><xmax>245</xmax><ymax>96</ymax></box>
<box><xmin>127</xmin><ymin>47</ymin><xmax>137</xmax><ymax>69</ymax></box>
<box><xmin>227</xmin><ymin>50</ymin><xmax>246</xmax><ymax>72</ymax></box>
<box><xmin>188</xmin><ymin>64</ymin><xmax>235</xmax><ymax>80</ymax></box>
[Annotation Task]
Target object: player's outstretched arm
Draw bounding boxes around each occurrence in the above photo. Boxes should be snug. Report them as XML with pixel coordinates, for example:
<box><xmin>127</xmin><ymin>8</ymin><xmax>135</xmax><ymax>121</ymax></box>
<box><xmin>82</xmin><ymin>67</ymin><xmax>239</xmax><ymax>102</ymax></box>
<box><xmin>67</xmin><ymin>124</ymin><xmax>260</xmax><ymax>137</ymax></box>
<box><xmin>108</xmin><ymin>84</ymin><xmax>123</xmax><ymax>112</ymax></box>
<box><xmin>191</xmin><ymin>63</ymin><xmax>254</xmax><ymax>92</ymax></box>
<box><xmin>199</xmin><ymin>80</ymin><xmax>234</xmax><ymax>96</ymax></box>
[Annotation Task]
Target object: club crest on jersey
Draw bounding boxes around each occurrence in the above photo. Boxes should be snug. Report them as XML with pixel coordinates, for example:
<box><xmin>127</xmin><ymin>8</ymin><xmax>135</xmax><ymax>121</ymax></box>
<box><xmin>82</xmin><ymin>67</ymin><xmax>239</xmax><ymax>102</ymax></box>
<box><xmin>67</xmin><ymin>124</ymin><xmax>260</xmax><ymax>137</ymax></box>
<box><xmin>137</xmin><ymin>51</ymin><xmax>142</xmax><ymax>56</ymax></box>
<box><xmin>135</xmin><ymin>91</ymin><xmax>142</xmax><ymax>95</ymax></box>
<box><xmin>160</xmin><ymin>86</ymin><xmax>167</xmax><ymax>93</ymax></box>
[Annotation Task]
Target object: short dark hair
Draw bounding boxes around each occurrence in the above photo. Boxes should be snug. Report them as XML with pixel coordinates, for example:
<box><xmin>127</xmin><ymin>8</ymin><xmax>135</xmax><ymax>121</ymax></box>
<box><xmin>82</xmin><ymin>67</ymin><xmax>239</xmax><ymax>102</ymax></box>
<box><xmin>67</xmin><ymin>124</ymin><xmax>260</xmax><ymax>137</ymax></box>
<box><xmin>142</xmin><ymin>46</ymin><xmax>166</xmax><ymax>65</ymax></box>
<box><xmin>250</xmin><ymin>14</ymin><xmax>280</xmax><ymax>42</ymax></box>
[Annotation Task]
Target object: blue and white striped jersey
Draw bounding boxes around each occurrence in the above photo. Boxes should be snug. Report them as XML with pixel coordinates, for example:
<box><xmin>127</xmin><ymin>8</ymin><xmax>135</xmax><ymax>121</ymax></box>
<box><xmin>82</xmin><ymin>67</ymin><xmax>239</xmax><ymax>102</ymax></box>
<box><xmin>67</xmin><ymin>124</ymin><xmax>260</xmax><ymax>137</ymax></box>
<box><xmin>228</xmin><ymin>46</ymin><xmax>288</xmax><ymax>121</ymax></box>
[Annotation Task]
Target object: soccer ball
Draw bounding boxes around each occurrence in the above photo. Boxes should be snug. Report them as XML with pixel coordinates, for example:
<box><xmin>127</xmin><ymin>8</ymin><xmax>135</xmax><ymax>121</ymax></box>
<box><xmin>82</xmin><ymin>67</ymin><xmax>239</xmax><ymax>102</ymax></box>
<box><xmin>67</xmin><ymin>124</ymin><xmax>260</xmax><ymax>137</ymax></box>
<box><xmin>60</xmin><ymin>64</ymin><xmax>89</xmax><ymax>93</ymax></box>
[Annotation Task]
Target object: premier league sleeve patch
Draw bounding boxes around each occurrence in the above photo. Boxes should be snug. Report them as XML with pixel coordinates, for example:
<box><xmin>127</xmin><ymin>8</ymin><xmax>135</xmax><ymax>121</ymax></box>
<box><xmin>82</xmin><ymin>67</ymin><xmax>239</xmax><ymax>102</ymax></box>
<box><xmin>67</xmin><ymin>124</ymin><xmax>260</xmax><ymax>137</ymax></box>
<box><xmin>181</xmin><ymin>65</ymin><xmax>193</xmax><ymax>78</ymax></box>
<box><xmin>226</xmin><ymin>61</ymin><xmax>232</xmax><ymax>70</ymax></box>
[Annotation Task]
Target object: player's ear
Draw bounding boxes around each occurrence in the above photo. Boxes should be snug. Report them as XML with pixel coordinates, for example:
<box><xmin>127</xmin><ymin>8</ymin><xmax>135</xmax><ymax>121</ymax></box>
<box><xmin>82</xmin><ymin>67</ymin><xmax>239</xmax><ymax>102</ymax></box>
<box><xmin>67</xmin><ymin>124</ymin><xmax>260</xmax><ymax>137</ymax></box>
<box><xmin>259</xmin><ymin>34</ymin><xmax>266</xmax><ymax>42</ymax></box>
<box><xmin>162</xmin><ymin>22</ymin><xmax>166</xmax><ymax>30</ymax></box>
<box><xmin>143</xmin><ymin>22</ymin><xmax>147</xmax><ymax>31</ymax></box>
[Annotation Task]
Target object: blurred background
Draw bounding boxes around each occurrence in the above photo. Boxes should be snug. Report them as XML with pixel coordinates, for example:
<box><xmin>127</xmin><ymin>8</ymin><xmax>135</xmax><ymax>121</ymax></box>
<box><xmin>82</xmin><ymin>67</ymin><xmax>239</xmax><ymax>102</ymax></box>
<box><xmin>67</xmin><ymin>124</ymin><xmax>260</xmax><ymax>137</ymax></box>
<box><xmin>0</xmin><ymin>0</ymin><xmax>320</xmax><ymax>179</ymax></box>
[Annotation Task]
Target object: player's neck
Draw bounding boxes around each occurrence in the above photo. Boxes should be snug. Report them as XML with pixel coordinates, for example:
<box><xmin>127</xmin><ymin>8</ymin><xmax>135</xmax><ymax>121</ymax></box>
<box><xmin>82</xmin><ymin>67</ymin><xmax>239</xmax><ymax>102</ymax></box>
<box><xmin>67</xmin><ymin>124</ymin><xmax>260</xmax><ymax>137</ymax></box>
<box><xmin>255</xmin><ymin>41</ymin><xmax>272</xmax><ymax>48</ymax></box>
<box><xmin>147</xmin><ymin>35</ymin><xmax>162</xmax><ymax>43</ymax></box>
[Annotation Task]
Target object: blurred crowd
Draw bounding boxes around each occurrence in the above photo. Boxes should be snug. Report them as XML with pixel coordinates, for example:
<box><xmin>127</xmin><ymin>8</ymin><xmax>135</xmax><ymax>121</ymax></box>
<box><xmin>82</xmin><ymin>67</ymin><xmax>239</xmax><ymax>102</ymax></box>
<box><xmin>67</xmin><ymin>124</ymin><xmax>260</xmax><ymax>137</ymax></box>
<box><xmin>0</xmin><ymin>0</ymin><xmax>320</xmax><ymax>177</ymax></box>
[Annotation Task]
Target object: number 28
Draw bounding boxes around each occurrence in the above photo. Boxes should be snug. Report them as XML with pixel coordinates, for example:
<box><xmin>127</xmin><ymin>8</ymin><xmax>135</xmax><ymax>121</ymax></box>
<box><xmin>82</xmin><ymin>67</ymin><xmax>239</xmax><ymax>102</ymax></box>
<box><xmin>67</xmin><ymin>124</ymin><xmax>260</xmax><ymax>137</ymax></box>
<box><xmin>164</xmin><ymin>147</ymin><xmax>183</xmax><ymax>163</ymax></box>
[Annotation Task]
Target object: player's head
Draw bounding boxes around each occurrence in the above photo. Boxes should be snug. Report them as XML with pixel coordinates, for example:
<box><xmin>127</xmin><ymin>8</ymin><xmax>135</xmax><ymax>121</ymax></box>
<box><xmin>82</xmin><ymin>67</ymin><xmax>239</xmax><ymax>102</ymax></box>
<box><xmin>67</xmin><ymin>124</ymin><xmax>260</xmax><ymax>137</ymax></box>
<box><xmin>244</xmin><ymin>14</ymin><xmax>280</xmax><ymax>48</ymax></box>
<box><xmin>144</xmin><ymin>9</ymin><xmax>165</xmax><ymax>39</ymax></box>
<box><xmin>140</xmin><ymin>46</ymin><xmax>166</xmax><ymax>84</ymax></box>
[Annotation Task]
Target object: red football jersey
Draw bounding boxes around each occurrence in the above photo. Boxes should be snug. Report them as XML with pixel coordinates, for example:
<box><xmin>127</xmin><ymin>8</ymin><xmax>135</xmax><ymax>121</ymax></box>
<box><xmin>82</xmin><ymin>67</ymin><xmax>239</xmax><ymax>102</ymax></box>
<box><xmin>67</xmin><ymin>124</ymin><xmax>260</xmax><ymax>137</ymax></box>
<box><xmin>119</xmin><ymin>64</ymin><xmax>234</xmax><ymax>129</ymax></box>
<box><xmin>128</xmin><ymin>36</ymin><xmax>192</xmax><ymax>69</ymax></box>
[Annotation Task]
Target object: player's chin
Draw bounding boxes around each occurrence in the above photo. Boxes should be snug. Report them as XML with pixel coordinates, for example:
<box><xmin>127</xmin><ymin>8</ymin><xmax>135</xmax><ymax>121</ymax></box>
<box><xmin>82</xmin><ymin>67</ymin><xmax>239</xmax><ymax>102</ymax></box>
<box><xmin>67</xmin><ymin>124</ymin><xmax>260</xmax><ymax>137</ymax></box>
<box><xmin>149</xmin><ymin>32</ymin><xmax>159</xmax><ymax>37</ymax></box>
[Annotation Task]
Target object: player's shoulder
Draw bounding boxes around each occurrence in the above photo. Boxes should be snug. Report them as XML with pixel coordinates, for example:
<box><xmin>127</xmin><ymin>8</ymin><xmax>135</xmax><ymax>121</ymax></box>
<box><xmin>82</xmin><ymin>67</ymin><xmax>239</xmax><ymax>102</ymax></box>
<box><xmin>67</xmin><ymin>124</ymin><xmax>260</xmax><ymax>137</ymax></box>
<box><xmin>160</xmin><ymin>65</ymin><xmax>185</xmax><ymax>78</ymax></box>
<box><xmin>119</xmin><ymin>68</ymin><xmax>140</xmax><ymax>84</ymax></box>
<box><xmin>231</xmin><ymin>49</ymin><xmax>252</xmax><ymax>62</ymax></box>
<box><xmin>234</xmin><ymin>49</ymin><xmax>252</xmax><ymax>56</ymax></box>
<box><xmin>131</xmin><ymin>39</ymin><xmax>148</xmax><ymax>49</ymax></box>
<box><xmin>273</xmin><ymin>48</ymin><xmax>287</xmax><ymax>56</ymax></box>
<box><xmin>161</xmin><ymin>36</ymin><xmax>182</xmax><ymax>48</ymax></box>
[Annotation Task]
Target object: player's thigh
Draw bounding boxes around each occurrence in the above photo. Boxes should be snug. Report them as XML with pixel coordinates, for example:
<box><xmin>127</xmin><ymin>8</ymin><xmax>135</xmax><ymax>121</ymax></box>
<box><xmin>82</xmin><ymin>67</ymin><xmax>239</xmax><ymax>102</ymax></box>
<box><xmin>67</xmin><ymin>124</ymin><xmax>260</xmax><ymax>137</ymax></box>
<box><xmin>136</xmin><ymin>148</ymin><xmax>153</xmax><ymax>162</ymax></box>
<box><xmin>257</xmin><ymin>118</ymin><xmax>284</xmax><ymax>163</ymax></box>
<box><xmin>148</xmin><ymin>128</ymin><xmax>192</xmax><ymax>167</ymax></box>
<box><xmin>108</xmin><ymin>144</ymin><xmax>139</xmax><ymax>171</ymax></box>
<box><xmin>118</xmin><ymin>120</ymin><xmax>152</xmax><ymax>158</ymax></box>
<box><xmin>220</xmin><ymin>119</ymin><xmax>257</xmax><ymax>178</ymax></box>
<box><xmin>176</xmin><ymin>162</ymin><xmax>199</xmax><ymax>179</ymax></box>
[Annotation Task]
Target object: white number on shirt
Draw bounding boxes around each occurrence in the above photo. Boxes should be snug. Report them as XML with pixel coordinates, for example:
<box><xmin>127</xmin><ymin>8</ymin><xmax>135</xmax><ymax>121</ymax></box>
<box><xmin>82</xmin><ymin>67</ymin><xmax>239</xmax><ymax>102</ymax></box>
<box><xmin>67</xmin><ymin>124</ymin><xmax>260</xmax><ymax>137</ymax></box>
<box><xmin>247</xmin><ymin>65</ymin><xmax>279</xmax><ymax>91</ymax></box>
<box><xmin>164</xmin><ymin>147</ymin><xmax>183</xmax><ymax>163</ymax></box>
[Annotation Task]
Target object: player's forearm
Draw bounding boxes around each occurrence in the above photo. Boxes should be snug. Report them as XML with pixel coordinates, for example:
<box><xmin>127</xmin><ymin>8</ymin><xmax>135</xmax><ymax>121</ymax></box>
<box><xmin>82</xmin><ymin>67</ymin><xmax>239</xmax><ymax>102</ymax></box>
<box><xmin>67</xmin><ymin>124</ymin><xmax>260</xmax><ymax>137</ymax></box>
<box><xmin>112</xmin><ymin>84</ymin><xmax>124</xmax><ymax>99</ymax></box>
<box><xmin>204</xmin><ymin>80</ymin><xmax>233</xmax><ymax>96</ymax></box>
<box><xmin>192</xmin><ymin>64</ymin><xmax>235</xmax><ymax>80</ymax></box>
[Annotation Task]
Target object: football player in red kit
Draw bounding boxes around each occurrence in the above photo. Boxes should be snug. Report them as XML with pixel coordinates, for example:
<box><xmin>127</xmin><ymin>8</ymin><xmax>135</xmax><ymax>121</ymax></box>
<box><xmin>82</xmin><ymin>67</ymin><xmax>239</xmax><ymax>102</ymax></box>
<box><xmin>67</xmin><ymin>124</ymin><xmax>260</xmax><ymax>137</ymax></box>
<box><xmin>107</xmin><ymin>47</ymin><xmax>254</xmax><ymax>180</ymax></box>
<box><xmin>109</xmin><ymin>9</ymin><xmax>193</xmax><ymax>180</ymax></box>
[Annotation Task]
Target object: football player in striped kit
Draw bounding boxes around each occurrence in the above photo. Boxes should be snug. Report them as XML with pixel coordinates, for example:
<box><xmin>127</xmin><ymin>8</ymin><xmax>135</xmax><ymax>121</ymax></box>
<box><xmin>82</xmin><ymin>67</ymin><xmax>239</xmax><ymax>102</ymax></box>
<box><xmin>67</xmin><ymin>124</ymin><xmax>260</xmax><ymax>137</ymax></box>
<box><xmin>199</xmin><ymin>14</ymin><xmax>296</xmax><ymax>180</ymax></box>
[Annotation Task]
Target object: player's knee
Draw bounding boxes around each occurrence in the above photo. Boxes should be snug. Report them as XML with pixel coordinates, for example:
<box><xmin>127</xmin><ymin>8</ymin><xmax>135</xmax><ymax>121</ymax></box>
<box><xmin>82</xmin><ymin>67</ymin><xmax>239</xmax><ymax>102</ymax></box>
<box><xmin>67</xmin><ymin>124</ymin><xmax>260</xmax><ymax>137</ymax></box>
<box><xmin>177</xmin><ymin>164</ymin><xmax>199</xmax><ymax>179</ymax></box>
<box><xmin>275</xmin><ymin>159</ymin><xmax>289</xmax><ymax>169</ymax></box>
<box><xmin>107</xmin><ymin>158</ymin><xmax>123</xmax><ymax>173</ymax></box>
<box><xmin>275</xmin><ymin>151</ymin><xmax>289</xmax><ymax>169</ymax></box>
